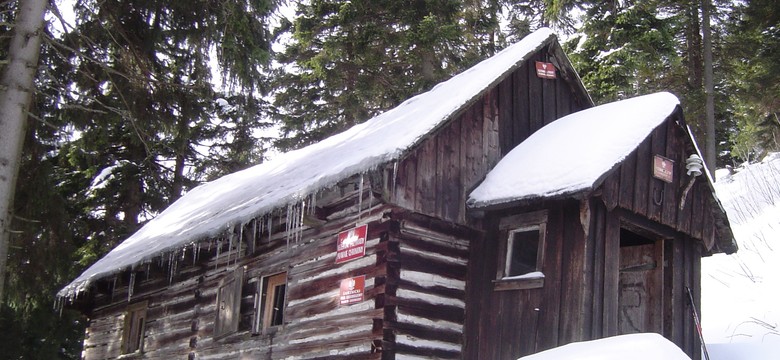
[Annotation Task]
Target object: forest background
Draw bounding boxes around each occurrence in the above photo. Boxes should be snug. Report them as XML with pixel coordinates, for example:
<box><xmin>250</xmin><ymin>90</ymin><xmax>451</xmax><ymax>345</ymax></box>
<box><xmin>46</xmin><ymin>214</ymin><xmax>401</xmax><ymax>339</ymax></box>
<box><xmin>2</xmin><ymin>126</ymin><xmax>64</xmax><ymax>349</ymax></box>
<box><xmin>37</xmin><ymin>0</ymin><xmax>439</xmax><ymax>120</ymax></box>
<box><xmin>0</xmin><ymin>0</ymin><xmax>777</xmax><ymax>358</ymax></box>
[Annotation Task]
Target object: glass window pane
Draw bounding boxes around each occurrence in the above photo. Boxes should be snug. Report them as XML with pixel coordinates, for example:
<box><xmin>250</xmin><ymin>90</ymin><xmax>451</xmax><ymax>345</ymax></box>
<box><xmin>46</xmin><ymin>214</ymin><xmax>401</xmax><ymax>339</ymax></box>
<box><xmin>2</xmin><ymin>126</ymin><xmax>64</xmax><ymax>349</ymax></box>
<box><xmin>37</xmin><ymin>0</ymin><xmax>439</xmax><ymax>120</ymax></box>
<box><xmin>507</xmin><ymin>229</ymin><xmax>539</xmax><ymax>277</ymax></box>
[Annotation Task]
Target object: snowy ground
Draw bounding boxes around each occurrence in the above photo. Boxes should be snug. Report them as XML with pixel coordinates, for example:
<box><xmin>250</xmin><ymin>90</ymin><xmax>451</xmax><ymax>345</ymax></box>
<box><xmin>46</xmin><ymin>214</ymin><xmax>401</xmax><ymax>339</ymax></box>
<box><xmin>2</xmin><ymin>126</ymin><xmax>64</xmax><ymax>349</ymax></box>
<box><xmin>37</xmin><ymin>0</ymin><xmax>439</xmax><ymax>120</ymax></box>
<box><xmin>702</xmin><ymin>153</ymin><xmax>780</xmax><ymax>359</ymax></box>
<box><xmin>518</xmin><ymin>333</ymin><xmax>691</xmax><ymax>360</ymax></box>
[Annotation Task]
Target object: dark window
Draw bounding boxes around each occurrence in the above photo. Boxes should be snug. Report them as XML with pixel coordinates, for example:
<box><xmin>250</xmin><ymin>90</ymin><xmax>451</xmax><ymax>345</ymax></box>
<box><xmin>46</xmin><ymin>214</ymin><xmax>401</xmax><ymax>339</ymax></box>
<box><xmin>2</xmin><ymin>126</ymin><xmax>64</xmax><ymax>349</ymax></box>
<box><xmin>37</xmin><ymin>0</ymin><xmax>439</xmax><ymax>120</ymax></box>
<box><xmin>494</xmin><ymin>210</ymin><xmax>547</xmax><ymax>291</ymax></box>
<box><xmin>215</xmin><ymin>267</ymin><xmax>244</xmax><ymax>338</ymax></box>
<box><xmin>122</xmin><ymin>301</ymin><xmax>147</xmax><ymax>354</ymax></box>
<box><xmin>506</xmin><ymin>227</ymin><xmax>541</xmax><ymax>277</ymax></box>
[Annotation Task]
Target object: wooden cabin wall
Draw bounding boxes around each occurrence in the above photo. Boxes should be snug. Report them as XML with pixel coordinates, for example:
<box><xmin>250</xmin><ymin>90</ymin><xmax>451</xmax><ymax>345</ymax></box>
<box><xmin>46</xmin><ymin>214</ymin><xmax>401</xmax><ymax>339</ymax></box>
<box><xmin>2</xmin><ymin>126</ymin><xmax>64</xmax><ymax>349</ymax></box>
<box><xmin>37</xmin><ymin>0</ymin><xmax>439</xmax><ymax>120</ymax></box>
<box><xmin>463</xmin><ymin>199</ymin><xmax>703</xmax><ymax>360</ymax></box>
<box><xmin>80</xmin><ymin>184</ymin><xmax>395</xmax><ymax>360</ymax></box>
<box><xmin>462</xmin><ymin>201</ymin><xmax>589</xmax><ymax>359</ymax></box>
<box><xmin>382</xmin><ymin>212</ymin><xmax>474</xmax><ymax>359</ymax></box>
<box><xmin>585</xmin><ymin>200</ymin><xmax>703</xmax><ymax>360</ymax></box>
<box><xmin>600</xmin><ymin>113</ymin><xmax>725</xmax><ymax>252</ymax></box>
<box><xmin>390</xmin><ymin>48</ymin><xmax>589</xmax><ymax>226</ymax></box>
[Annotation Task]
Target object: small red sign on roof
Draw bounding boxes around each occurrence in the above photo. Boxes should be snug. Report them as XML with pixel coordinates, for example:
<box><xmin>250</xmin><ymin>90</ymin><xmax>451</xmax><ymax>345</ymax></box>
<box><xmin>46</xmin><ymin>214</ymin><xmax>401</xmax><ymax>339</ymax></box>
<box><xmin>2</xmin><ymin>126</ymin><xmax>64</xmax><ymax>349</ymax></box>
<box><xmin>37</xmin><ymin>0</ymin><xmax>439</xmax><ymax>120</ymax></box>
<box><xmin>536</xmin><ymin>61</ymin><xmax>556</xmax><ymax>79</ymax></box>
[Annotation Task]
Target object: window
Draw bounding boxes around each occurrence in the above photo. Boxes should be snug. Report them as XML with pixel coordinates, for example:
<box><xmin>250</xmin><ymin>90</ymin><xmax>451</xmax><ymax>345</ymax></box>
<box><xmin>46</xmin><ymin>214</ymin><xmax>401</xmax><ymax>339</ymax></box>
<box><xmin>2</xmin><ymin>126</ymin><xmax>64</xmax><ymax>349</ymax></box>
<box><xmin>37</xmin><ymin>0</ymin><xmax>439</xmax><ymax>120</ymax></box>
<box><xmin>121</xmin><ymin>301</ymin><xmax>147</xmax><ymax>354</ymax></box>
<box><xmin>252</xmin><ymin>272</ymin><xmax>287</xmax><ymax>333</ymax></box>
<box><xmin>214</xmin><ymin>267</ymin><xmax>244</xmax><ymax>338</ymax></box>
<box><xmin>495</xmin><ymin>210</ymin><xmax>547</xmax><ymax>291</ymax></box>
<box><xmin>506</xmin><ymin>226</ymin><xmax>542</xmax><ymax>277</ymax></box>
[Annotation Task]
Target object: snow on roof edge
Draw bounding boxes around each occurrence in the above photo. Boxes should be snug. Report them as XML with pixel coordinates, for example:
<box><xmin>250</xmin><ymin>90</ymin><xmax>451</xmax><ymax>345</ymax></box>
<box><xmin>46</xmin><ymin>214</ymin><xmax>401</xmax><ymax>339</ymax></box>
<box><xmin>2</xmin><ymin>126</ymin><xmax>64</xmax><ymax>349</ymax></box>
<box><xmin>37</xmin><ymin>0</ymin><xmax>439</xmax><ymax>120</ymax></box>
<box><xmin>58</xmin><ymin>28</ymin><xmax>562</xmax><ymax>300</ymax></box>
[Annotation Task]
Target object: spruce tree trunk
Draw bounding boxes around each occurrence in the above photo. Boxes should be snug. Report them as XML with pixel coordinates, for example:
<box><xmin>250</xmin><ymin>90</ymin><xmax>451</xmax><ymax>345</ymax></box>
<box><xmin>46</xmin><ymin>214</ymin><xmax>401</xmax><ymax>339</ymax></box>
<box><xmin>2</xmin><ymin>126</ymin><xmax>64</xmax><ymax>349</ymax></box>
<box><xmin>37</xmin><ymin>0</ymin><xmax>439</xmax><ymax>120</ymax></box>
<box><xmin>0</xmin><ymin>0</ymin><xmax>47</xmax><ymax>304</ymax></box>
<box><xmin>702</xmin><ymin>0</ymin><xmax>716</xmax><ymax>175</ymax></box>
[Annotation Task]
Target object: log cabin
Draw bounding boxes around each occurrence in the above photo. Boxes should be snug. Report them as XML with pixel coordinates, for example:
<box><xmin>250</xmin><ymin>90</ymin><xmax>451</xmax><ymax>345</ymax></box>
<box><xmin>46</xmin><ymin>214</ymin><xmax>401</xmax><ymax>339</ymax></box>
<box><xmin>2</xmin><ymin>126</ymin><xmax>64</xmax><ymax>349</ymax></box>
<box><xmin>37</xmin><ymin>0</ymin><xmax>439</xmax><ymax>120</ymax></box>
<box><xmin>58</xmin><ymin>28</ymin><xmax>736</xmax><ymax>360</ymax></box>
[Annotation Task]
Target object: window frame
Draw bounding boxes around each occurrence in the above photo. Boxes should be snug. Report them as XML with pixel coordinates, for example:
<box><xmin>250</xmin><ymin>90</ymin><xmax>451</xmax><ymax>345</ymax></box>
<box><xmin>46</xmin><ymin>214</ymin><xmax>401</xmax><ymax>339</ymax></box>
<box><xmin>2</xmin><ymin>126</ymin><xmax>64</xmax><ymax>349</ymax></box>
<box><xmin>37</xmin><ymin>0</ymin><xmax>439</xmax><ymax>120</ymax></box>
<box><xmin>494</xmin><ymin>210</ymin><xmax>548</xmax><ymax>291</ymax></box>
<box><xmin>121</xmin><ymin>300</ymin><xmax>147</xmax><ymax>355</ymax></box>
<box><xmin>252</xmin><ymin>271</ymin><xmax>287</xmax><ymax>334</ymax></box>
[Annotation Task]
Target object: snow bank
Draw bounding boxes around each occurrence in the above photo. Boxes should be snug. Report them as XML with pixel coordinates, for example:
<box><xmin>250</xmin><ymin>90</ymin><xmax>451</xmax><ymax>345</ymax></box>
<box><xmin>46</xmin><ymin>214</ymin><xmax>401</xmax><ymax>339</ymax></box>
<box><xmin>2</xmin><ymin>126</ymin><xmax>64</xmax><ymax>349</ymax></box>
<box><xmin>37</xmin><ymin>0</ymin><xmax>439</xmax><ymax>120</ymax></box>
<box><xmin>468</xmin><ymin>92</ymin><xmax>679</xmax><ymax>208</ymax></box>
<box><xmin>517</xmin><ymin>333</ymin><xmax>690</xmax><ymax>360</ymax></box>
<box><xmin>59</xmin><ymin>28</ymin><xmax>559</xmax><ymax>299</ymax></box>
<box><xmin>702</xmin><ymin>153</ymin><xmax>780</xmax><ymax>346</ymax></box>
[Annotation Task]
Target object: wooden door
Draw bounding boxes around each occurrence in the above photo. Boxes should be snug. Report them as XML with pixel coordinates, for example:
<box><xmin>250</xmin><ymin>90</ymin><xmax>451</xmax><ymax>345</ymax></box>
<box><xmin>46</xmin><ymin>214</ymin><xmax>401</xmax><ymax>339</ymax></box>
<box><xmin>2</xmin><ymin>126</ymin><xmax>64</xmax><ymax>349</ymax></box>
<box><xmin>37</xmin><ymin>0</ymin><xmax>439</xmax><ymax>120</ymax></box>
<box><xmin>618</xmin><ymin>233</ymin><xmax>664</xmax><ymax>334</ymax></box>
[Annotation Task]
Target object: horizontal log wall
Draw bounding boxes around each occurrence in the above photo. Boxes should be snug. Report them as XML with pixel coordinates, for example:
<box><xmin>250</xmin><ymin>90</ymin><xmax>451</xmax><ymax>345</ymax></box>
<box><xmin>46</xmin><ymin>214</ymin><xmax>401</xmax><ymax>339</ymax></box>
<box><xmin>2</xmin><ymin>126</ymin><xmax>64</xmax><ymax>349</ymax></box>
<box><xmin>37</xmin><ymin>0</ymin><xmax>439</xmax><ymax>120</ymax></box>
<box><xmin>391</xmin><ymin>47</ymin><xmax>589</xmax><ymax>226</ymax></box>
<box><xmin>81</xmin><ymin>181</ymin><xmax>395</xmax><ymax>360</ymax></box>
<box><xmin>385</xmin><ymin>212</ymin><xmax>474</xmax><ymax>360</ymax></box>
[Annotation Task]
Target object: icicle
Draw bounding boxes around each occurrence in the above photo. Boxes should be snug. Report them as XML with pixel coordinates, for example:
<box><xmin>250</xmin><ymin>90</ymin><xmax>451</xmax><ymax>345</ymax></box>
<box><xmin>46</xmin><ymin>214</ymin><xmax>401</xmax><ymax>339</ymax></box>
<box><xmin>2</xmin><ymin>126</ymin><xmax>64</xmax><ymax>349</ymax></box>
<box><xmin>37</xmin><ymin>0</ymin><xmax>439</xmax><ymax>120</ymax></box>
<box><xmin>268</xmin><ymin>216</ymin><xmax>273</xmax><ymax>243</ymax></box>
<box><xmin>392</xmin><ymin>160</ymin><xmax>399</xmax><ymax>196</ymax></box>
<box><xmin>168</xmin><ymin>252</ymin><xmax>176</xmax><ymax>284</ymax></box>
<box><xmin>236</xmin><ymin>224</ymin><xmax>243</xmax><ymax>265</ymax></box>
<box><xmin>215</xmin><ymin>240</ymin><xmax>222</xmax><ymax>270</ymax></box>
<box><xmin>298</xmin><ymin>200</ymin><xmax>306</xmax><ymax>243</ymax></box>
<box><xmin>286</xmin><ymin>204</ymin><xmax>293</xmax><ymax>249</ymax></box>
<box><xmin>192</xmin><ymin>243</ymin><xmax>197</xmax><ymax>264</ymax></box>
<box><xmin>251</xmin><ymin>218</ymin><xmax>257</xmax><ymax>253</ymax></box>
<box><xmin>145</xmin><ymin>263</ymin><xmax>151</xmax><ymax>280</ymax></box>
<box><xmin>128</xmin><ymin>271</ymin><xmax>136</xmax><ymax>302</ymax></box>
<box><xmin>358</xmin><ymin>174</ymin><xmax>365</xmax><ymax>224</ymax></box>
<box><xmin>111</xmin><ymin>276</ymin><xmax>117</xmax><ymax>300</ymax></box>
<box><xmin>227</xmin><ymin>227</ymin><xmax>234</xmax><ymax>266</ymax></box>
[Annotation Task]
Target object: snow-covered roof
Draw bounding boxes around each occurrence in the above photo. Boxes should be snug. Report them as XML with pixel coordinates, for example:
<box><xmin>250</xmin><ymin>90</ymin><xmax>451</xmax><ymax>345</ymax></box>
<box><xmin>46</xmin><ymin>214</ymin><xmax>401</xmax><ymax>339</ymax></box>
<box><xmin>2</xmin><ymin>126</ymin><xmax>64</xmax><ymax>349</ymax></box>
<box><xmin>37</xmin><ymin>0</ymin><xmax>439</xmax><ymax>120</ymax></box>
<box><xmin>467</xmin><ymin>92</ymin><xmax>680</xmax><ymax>209</ymax></box>
<box><xmin>59</xmin><ymin>28</ymin><xmax>565</xmax><ymax>299</ymax></box>
<box><xmin>517</xmin><ymin>333</ymin><xmax>691</xmax><ymax>360</ymax></box>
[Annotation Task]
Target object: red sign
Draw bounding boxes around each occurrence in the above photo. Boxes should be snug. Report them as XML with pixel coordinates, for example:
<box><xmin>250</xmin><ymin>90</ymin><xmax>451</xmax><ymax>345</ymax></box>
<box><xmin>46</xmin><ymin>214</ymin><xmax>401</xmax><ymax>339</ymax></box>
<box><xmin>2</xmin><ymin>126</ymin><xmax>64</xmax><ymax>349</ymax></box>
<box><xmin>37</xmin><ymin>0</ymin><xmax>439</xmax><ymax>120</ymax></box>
<box><xmin>653</xmin><ymin>155</ymin><xmax>674</xmax><ymax>183</ymax></box>
<box><xmin>535</xmin><ymin>61</ymin><xmax>556</xmax><ymax>79</ymax></box>
<box><xmin>335</xmin><ymin>224</ymin><xmax>367</xmax><ymax>264</ymax></box>
<box><xmin>339</xmin><ymin>275</ymin><xmax>365</xmax><ymax>305</ymax></box>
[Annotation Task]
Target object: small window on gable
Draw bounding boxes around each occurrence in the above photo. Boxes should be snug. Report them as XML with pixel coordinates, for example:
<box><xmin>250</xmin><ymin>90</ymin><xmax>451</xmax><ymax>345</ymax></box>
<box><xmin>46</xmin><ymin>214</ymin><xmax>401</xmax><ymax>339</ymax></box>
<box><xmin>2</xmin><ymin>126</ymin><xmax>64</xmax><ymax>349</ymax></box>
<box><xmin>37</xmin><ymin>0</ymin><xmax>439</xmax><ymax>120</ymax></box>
<box><xmin>252</xmin><ymin>272</ymin><xmax>287</xmax><ymax>334</ymax></box>
<box><xmin>495</xmin><ymin>210</ymin><xmax>547</xmax><ymax>291</ymax></box>
<box><xmin>215</xmin><ymin>267</ymin><xmax>244</xmax><ymax>338</ymax></box>
<box><xmin>121</xmin><ymin>301</ymin><xmax>147</xmax><ymax>354</ymax></box>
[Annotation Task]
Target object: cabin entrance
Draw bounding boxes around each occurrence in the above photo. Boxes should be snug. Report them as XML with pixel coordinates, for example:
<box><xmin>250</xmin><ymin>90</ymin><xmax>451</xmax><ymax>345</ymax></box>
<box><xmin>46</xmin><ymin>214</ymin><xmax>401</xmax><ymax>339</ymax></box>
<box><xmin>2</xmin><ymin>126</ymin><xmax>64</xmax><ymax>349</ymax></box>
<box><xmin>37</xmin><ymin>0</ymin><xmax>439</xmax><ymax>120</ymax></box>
<box><xmin>617</xmin><ymin>227</ymin><xmax>664</xmax><ymax>334</ymax></box>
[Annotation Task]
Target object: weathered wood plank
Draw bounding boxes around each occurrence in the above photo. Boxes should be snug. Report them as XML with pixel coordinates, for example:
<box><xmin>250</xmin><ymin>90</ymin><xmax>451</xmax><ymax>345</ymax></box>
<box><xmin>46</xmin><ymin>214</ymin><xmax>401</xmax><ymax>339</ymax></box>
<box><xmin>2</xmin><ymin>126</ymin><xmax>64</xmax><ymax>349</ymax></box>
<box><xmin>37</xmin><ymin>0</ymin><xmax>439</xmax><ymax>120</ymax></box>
<box><xmin>499</xmin><ymin>70</ymin><xmax>515</xmax><ymax>155</ymax></box>
<box><xmin>662</xmin><ymin>121</ymin><xmax>681</xmax><ymax>227</ymax></box>
<box><xmin>528</xmin><ymin>54</ymin><xmax>544</xmax><ymax>134</ymax></box>
<box><xmin>459</xmin><ymin>105</ymin><xmax>483</xmax><ymax>223</ymax></box>
<box><xmin>603</xmin><ymin>210</ymin><xmax>620</xmax><ymax>337</ymax></box>
<box><xmin>483</xmin><ymin>81</ymin><xmax>501</xmax><ymax>170</ymax></box>
<box><xmin>534</xmin><ymin>207</ymin><xmax>563</xmax><ymax>352</ymax></box>
<box><xmin>648</xmin><ymin>122</ymin><xmax>668</xmax><ymax>221</ymax></box>
<box><xmin>513</xmin><ymin>65</ymin><xmax>530</xmax><ymax>146</ymax></box>
<box><xmin>416</xmin><ymin>134</ymin><xmax>438</xmax><ymax>214</ymax></box>
<box><xmin>634</xmin><ymin>138</ymin><xmax>652</xmax><ymax>215</ymax></box>
<box><xmin>618</xmin><ymin>152</ymin><xmax>637</xmax><ymax>211</ymax></box>
<box><xmin>559</xmin><ymin>201</ymin><xmax>587</xmax><ymax>343</ymax></box>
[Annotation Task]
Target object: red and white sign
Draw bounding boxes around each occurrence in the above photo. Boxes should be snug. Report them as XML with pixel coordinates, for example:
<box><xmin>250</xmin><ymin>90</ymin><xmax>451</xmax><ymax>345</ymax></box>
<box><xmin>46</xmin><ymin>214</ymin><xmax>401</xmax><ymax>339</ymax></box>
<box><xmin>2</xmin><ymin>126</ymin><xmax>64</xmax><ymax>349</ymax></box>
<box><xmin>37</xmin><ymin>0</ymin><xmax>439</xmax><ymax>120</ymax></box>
<box><xmin>335</xmin><ymin>224</ymin><xmax>367</xmax><ymax>264</ymax></box>
<box><xmin>339</xmin><ymin>275</ymin><xmax>365</xmax><ymax>306</ymax></box>
<box><xmin>535</xmin><ymin>61</ymin><xmax>557</xmax><ymax>79</ymax></box>
<box><xmin>653</xmin><ymin>155</ymin><xmax>674</xmax><ymax>183</ymax></box>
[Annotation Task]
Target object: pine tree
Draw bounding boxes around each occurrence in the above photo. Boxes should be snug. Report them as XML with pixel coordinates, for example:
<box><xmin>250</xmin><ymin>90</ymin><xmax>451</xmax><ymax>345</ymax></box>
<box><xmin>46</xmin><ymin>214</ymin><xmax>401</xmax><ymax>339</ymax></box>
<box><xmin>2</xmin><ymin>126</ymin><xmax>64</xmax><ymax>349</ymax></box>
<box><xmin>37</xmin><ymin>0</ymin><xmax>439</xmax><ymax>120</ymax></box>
<box><xmin>722</xmin><ymin>0</ymin><xmax>780</xmax><ymax>161</ymax></box>
<box><xmin>272</xmin><ymin>0</ymin><xmax>466</xmax><ymax>151</ymax></box>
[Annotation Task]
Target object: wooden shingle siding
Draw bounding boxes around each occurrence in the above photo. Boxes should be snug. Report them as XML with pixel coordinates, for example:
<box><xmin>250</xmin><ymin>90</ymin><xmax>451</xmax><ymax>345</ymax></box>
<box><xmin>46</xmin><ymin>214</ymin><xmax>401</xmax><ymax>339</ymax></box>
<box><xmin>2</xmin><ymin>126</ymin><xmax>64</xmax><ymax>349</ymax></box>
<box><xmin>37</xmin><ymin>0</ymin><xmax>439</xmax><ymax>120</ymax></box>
<box><xmin>391</xmin><ymin>50</ymin><xmax>589</xmax><ymax>225</ymax></box>
<box><xmin>464</xmin><ymin>199</ymin><xmax>705</xmax><ymax>360</ymax></box>
<box><xmin>599</xmin><ymin>112</ymin><xmax>723</xmax><ymax>251</ymax></box>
